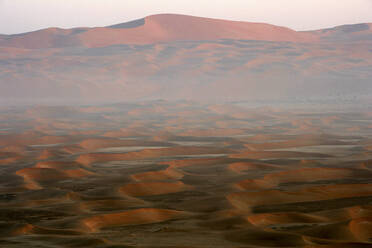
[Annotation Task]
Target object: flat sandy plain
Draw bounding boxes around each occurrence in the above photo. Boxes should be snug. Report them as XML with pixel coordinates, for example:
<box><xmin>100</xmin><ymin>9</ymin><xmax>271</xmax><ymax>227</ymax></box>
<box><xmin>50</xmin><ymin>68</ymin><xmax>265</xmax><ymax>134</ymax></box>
<box><xmin>0</xmin><ymin>101</ymin><xmax>372</xmax><ymax>247</ymax></box>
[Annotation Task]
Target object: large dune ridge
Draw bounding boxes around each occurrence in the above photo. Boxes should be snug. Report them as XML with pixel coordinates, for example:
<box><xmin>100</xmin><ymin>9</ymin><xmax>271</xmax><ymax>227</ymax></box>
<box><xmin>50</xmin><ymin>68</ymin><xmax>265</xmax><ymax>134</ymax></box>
<box><xmin>0</xmin><ymin>14</ymin><xmax>319</xmax><ymax>49</ymax></box>
<box><xmin>2</xmin><ymin>14</ymin><xmax>371</xmax><ymax>49</ymax></box>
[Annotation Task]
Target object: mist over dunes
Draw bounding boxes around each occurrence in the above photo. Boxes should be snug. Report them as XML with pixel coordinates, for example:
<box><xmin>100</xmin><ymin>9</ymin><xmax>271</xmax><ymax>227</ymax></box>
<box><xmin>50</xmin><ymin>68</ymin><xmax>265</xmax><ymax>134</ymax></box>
<box><xmin>0</xmin><ymin>14</ymin><xmax>371</xmax><ymax>104</ymax></box>
<box><xmin>1</xmin><ymin>102</ymin><xmax>372</xmax><ymax>247</ymax></box>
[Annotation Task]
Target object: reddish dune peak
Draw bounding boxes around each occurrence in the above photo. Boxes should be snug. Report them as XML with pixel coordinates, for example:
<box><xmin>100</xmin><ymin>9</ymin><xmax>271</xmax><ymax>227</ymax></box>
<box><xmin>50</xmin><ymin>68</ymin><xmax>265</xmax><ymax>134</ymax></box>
<box><xmin>2</xmin><ymin>14</ymin><xmax>371</xmax><ymax>49</ymax></box>
<box><xmin>0</xmin><ymin>13</ymin><xmax>320</xmax><ymax>49</ymax></box>
<box><xmin>79</xmin><ymin>13</ymin><xmax>317</xmax><ymax>47</ymax></box>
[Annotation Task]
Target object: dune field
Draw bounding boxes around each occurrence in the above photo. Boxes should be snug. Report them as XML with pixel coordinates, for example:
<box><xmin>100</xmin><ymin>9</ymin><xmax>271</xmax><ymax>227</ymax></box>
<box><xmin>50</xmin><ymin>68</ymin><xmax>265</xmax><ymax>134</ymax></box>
<box><xmin>0</xmin><ymin>102</ymin><xmax>371</xmax><ymax>247</ymax></box>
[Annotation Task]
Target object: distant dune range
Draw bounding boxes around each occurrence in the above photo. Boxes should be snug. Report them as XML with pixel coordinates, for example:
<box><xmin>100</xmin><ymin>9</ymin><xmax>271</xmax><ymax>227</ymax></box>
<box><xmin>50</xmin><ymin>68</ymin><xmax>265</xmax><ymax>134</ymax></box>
<box><xmin>0</xmin><ymin>14</ymin><xmax>371</xmax><ymax>103</ymax></box>
<box><xmin>0</xmin><ymin>14</ymin><xmax>318</xmax><ymax>49</ymax></box>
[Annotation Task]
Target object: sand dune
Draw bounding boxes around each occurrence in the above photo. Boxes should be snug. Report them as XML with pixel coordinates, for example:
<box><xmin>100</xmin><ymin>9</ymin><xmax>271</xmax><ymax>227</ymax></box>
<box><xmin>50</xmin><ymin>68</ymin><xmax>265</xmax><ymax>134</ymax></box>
<box><xmin>16</xmin><ymin>168</ymin><xmax>70</xmax><ymax>183</ymax></box>
<box><xmin>12</xmin><ymin>224</ymin><xmax>82</xmax><ymax>236</ymax></box>
<box><xmin>228</xmin><ymin>184</ymin><xmax>372</xmax><ymax>211</ymax></box>
<box><xmin>38</xmin><ymin>149</ymin><xmax>64</xmax><ymax>160</ymax></box>
<box><xmin>160</xmin><ymin>157</ymin><xmax>232</xmax><ymax>168</ymax></box>
<box><xmin>243</xmin><ymin>134</ymin><xmax>347</xmax><ymax>150</ymax></box>
<box><xmin>63</xmin><ymin>168</ymin><xmax>95</xmax><ymax>178</ymax></box>
<box><xmin>261</xmin><ymin>167</ymin><xmax>355</xmax><ymax>185</ymax></box>
<box><xmin>119</xmin><ymin>181</ymin><xmax>193</xmax><ymax>197</ymax></box>
<box><xmin>78</xmin><ymin>138</ymin><xmax>170</xmax><ymax>150</ymax></box>
<box><xmin>35</xmin><ymin>161</ymin><xmax>86</xmax><ymax>170</ymax></box>
<box><xmin>34</xmin><ymin>161</ymin><xmax>95</xmax><ymax>177</ymax></box>
<box><xmin>225</xmin><ymin>228</ymin><xmax>305</xmax><ymax>246</ymax></box>
<box><xmin>179</xmin><ymin>128</ymin><xmax>246</xmax><ymax>137</ymax></box>
<box><xmin>81</xmin><ymin>208</ymin><xmax>188</xmax><ymax>232</ymax></box>
<box><xmin>347</xmin><ymin>205</ymin><xmax>372</xmax><ymax>219</ymax></box>
<box><xmin>228</xmin><ymin>162</ymin><xmax>280</xmax><ymax>173</ymax></box>
<box><xmin>131</xmin><ymin>167</ymin><xmax>184</xmax><ymax>181</ymax></box>
<box><xmin>230</xmin><ymin>150</ymin><xmax>330</xmax><ymax>159</ymax></box>
<box><xmin>0</xmin><ymin>14</ymin><xmax>318</xmax><ymax>49</ymax></box>
<box><xmin>16</xmin><ymin>162</ymin><xmax>94</xmax><ymax>189</ymax></box>
<box><xmin>301</xmin><ymin>222</ymin><xmax>357</xmax><ymax>242</ymax></box>
<box><xmin>1</xmin><ymin>31</ymin><xmax>371</xmax><ymax>103</ymax></box>
<box><xmin>0</xmin><ymin>133</ymin><xmax>70</xmax><ymax>147</ymax></box>
<box><xmin>0</xmin><ymin>155</ymin><xmax>20</xmax><ymax>165</ymax></box>
<box><xmin>247</xmin><ymin>212</ymin><xmax>328</xmax><ymax>227</ymax></box>
<box><xmin>349</xmin><ymin>217</ymin><xmax>372</xmax><ymax>242</ymax></box>
<box><xmin>1</xmin><ymin>16</ymin><xmax>372</xmax><ymax>103</ymax></box>
<box><xmin>79</xmin><ymin>198</ymin><xmax>147</xmax><ymax>212</ymax></box>
<box><xmin>2</xmin><ymin>14</ymin><xmax>371</xmax><ymax>50</ymax></box>
<box><xmin>236</xmin><ymin>167</ymin><xmax>355</xmax><ymax>190</ymax></box>
<box><xmin>0</xmin><ymin>145</ymin><xmax>28</xmax><ymax>154</ymax></box>
<box><xmin>34</xmin><ymin>161</ymin><xmax>94</xmax><ymax>177</ymax></box>
<box><xmin>76</xmin><ymin>146</ymin><xmax>230</xmax><ymax>166</ymax></box>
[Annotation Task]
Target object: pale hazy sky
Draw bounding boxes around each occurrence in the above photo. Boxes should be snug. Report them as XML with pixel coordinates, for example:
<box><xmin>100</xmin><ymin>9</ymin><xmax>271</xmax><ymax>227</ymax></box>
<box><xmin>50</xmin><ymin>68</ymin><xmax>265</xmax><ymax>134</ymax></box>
<box><xmin>1</xmin><ymin>0</ymin><xmax>372</xmax><ymax>34</ymax></box>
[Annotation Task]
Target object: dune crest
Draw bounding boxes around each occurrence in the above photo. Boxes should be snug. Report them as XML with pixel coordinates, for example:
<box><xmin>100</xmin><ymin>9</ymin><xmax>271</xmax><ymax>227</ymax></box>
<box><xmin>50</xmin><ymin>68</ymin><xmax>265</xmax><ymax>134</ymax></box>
<box><xmin>82</xmin><ymin>208</ymin><xmax>188</xmax><ymax>232</ymax></box>
<box><xmin>0</xmin><ymin>14</ymin><xmax>319</xmax><ymax>49</ymax></box>
<box><xmin>119</xmin><ymin>181</ymin><xmax>193</xmax><ymax>197</ymax></box>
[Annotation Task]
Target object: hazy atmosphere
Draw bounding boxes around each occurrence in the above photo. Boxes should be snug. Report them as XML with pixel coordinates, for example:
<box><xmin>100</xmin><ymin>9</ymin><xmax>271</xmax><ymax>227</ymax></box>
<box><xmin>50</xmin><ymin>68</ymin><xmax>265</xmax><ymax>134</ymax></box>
<box><xmin>1</xmin><ymin>0</ymin><xmax>372</xmax><ymax>34</ymax></box>
<box><xmin>1</xmin><ymin>1</ymin><xmax>372</xmax><ymax>248</ymax></box>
